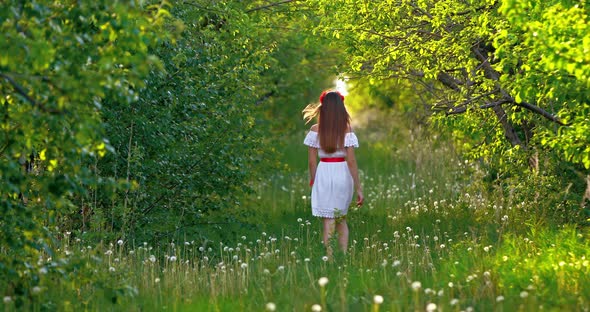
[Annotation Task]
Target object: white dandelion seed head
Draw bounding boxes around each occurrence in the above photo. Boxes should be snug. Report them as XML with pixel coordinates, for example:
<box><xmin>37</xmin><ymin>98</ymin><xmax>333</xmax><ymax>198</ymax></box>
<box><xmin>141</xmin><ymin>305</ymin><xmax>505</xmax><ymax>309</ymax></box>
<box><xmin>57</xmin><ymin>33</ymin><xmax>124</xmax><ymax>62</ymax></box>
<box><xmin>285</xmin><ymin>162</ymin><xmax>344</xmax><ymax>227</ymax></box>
<box><xmin>426</xmin><ymin>303</ymin><xmax>437</xmax><ymax>312</ymax></box>
<box><xmin>32</xmin><ymin>286</ymin><xmax>42</xmax><ymax>294</ymax></box>
<box><xmin>411</xmin><ymin>281</ymin><xmax>422</xmax><ymax>291</ymax></box>
<box><xmin>265</xmin><ymin>302</ymin><xmax>276</xmax><ymax>311</ymax></box>
<box><xmin>450</xmin><ymin>298</ymin><xmax>459</xmax><ymax>306</ymax></box>
<box><xmin>117</xmin><ymin>239</ymin><xmax>123</xmax><ymax>246</ymax></box>
<box><xmin>318</xmin><ymin>277</ymin><xmax>329</xmax><ymax>287</ymax></box>
<box><xmin>520</xmin><ymin>291</ymin><xmax>529</xmax><ymax>298</ymax></box>
<box><xmin>322</xmin><ymin>256</ymin><xmax>329</xmax><ymax>262</ymax></box>
<box><xmin>373</xmin><ymin>295</ymin><xmax>384</xmax><ymax>304</ymax></box>
<box><xmin>3</xmin><ymin>296</ymin><xmax>12</xmax><ymax>303</ymax></box>
<box><xmin>496</xmin><ymin>295</ymin><xmax>504</xmax><ymax>302</ymax></box>
<box><xmin>149</xmin><ymin>255</ymin><xmax>156</xmax><ymax>263</ymax></box>
<box><xmin>109</xmin><ymin>266</ymin><xmax>116</xmax><ymax>272</ymax></box>
<box><xmin>241</xmin><ymin>263</ymin><xmax>248</xmax><ymax>269</ymax></box>
<box><xmin>155</xmin><ymin>278</ymin><xmax>161</xmax><ymax>283</ymax></box>
<box><xmin>170</xmin><ymin>256</ymin><xmax>177</xmax><ymax>262</ymax></box>
<box><xmin>311</xmin><ymin>304</ymin><xmax>322</xmax><ymax>312</ymax></box>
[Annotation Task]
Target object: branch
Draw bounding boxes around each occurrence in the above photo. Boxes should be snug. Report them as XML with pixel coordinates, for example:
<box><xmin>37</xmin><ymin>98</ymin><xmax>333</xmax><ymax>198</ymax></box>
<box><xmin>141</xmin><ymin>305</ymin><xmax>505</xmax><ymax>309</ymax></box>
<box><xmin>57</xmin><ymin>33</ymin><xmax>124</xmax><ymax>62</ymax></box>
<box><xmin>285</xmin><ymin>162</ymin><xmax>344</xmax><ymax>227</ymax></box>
<box><xmin>0</xmin><ymin>73</ymin><xmax>38</xmax><ymax>107</ymax></box>
<box><xmin>246</xmin><ymin>0</ymin><xmax>303</xmax><ymax>13</ymax></box>
<box><xmin>514</xmin><ymin>100</ymin><xmax>567</xmax><ymax>126</ymax></box>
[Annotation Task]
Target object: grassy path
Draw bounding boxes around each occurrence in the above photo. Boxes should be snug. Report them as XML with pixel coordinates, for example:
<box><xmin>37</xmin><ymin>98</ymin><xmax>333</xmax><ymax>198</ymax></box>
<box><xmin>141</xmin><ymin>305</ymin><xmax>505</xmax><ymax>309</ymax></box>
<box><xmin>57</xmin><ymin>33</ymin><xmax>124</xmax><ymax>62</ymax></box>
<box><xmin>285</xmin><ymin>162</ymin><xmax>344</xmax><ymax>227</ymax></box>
<box><xmin>6</xmin><ymin>129</ymin><xmax>589</xmax><ymax>311</ymax></box>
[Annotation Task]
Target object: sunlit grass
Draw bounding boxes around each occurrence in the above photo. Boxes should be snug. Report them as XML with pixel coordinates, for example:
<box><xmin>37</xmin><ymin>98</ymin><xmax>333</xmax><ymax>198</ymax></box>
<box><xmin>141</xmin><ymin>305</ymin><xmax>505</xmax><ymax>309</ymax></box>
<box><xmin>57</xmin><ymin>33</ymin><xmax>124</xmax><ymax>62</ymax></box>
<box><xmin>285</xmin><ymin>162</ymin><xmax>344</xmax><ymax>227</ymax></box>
<box><xmin>2</xmin><ymin>129</ymin><xmax>589</xmax><ymax>311</ymax></box>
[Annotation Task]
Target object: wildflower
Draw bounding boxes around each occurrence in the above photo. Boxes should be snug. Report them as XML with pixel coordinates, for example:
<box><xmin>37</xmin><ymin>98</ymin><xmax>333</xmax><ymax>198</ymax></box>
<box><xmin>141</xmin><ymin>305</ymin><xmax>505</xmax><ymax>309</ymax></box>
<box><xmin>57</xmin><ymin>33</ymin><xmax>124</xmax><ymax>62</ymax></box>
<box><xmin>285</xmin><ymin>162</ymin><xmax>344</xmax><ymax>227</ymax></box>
<box><xmin>39</xmin><ymin>267</ymin><xmax>48</xmax><ymax>275</ymax></box>
<box><xmin>520</xmin><ymin>291</ymin><xmax>529</xmax><ymax>298</ymax></box>
<box><xmin>199</xmin><ymin>247</ymin><xmax>205</xmax><ymax>252</ymax></box>
<box><xmin>373</xmin><ymin>295</ymin><xmax>384</xmax><ymax>304</ymax></box>
<box><xmin>277</xmin><ymin>266</ymin><xmax>284</xmax><ymax>272</ymax></box>
<box><xmin>266</xmin><ymin>302</ymin><xmax>276</xmax><ymax>311</ymax></box>
<box><xmin>496</xmin><ymin>295</ymin><xmax>504</xmax><ymax>302</ymax></box>
<box><xmin>263</xmin><ymin>269</ymin><xmax>270</xmax><ymax>275</ymax></box>
<box><xmin>149</xmin><ymin>255</ymin><xmax>156</xmax><ymax>263</ymax></box>
<box><xmin>297</xmin><ymin>218</ymin><xmax>303</xmax><ymax>223</ymax></box>
<box><xmin>4</xmin><ymin>296</ymin><xmax>12</xmax><ymax>303</ymax></box>
<box><xmin>450</xmin><ymin>298</ymin><xmax>459</xmax><ymax>306</ymax></box>
<box><xmin>117</xmin><ymin>239</ymin><xmax>123</xmax><ymax>246</ymax></box>
<box><xmin>426</xmin><ymin>303</ymin><xmax>437</xmax><ymax>312</ymax></box>
<box><xmin>170</xmin><ymin>256</ymin><xmax>177</xmax><ymax>262</ymax></box>
<box><xmin>304</xmin><ymin>258</ymin><xmax>311</xmax><ymax>262</ymax></box>
<box><xmin>155</xmin><ymin>278</ymin><xmax>160</xmax><ymax>283</ymax></box>
<box><xmin>32</xmin><ymin>286</ymin><xmax>42</xmax><ymax>294</ymax></box>
<box><xmin>105</xmin><ymin>250</ymin><xmax>113</xmax><ymax>256</ymax></box>
<box><xmin>411</xmin><ymin>281</ymin><xmax>422</xmax><ymax>291</ymax></box>
<box><xmin>311</xmin><ymin>304</ymin><xmax>322</xmax><ymax>312</ymax></box>
<box><xmin>483</xmin><ymin>246</ymin><xmax>490</xmax><ymax>252</ymax></box>
<box><xmin>322</xmin><ymin>256</ymin><xmax>329</xmax><ymax>262</ymax></box>
<box><xmin>318</xmin><ymin>277</ymin><xmax>329</xmax><ymax>287</ymax></box>
<box><xmin>440</xmin><ymin>244</ymin><xmax>446</xmax><ymax>249</ymax></box>
<box><xmin>392</xmin><ymin>260</ymin><xmax>401</xmax><ymax>267</ymax></box>
<box><xmin>109</xmin><ymin>267</ymin><xmax>116</xmax><ymax>272</ymax></box>
<box><xmin>241</xmin><ymin>263</ymin><xmax>248</xmax><ymax>269</ymax></box>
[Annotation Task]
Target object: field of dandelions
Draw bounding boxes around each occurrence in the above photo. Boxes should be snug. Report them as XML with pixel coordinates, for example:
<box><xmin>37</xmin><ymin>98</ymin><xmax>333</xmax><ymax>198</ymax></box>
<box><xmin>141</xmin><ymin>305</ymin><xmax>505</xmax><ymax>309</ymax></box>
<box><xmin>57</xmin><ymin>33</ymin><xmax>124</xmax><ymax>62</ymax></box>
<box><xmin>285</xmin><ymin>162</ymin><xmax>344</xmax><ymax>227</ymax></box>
<box><xmin>2</xmin><ymin>128</ymin><xmax>589</xmax><ymax>311</ymax></box>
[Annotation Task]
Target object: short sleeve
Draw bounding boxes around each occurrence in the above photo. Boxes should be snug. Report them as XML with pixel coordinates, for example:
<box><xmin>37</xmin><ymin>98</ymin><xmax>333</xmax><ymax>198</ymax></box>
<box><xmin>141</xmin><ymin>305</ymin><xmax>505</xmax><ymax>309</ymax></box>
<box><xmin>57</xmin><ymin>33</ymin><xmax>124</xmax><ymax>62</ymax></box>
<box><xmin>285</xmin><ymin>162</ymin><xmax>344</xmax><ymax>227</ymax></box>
<box><xmin>344</xmin><ymin>132</ymin><xmax>359</xmax><ymax>148</ymax></box>
<box><xmin>304</xmin><ymin>131</ymin><xmax>320</xmax><ymax>148</ymax></box>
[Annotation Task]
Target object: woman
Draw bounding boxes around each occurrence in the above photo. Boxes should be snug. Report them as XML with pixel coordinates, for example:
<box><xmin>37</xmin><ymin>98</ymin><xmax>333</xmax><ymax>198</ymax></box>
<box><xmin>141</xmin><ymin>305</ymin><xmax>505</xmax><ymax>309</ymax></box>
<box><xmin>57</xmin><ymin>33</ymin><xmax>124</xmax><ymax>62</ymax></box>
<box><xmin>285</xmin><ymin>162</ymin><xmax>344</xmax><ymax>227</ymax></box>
<box><xmin>303</xmin><ymin>90</ymin><xmax>364</xmax><ymax>255</ymax></box>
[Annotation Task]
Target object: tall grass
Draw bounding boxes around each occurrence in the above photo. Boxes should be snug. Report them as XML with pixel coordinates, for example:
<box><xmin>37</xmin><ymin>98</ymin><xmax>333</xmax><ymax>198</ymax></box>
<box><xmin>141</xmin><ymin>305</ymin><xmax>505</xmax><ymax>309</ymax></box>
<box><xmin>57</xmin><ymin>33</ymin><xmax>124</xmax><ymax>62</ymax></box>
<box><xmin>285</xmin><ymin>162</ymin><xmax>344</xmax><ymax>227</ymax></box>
<box><xmin>2</xmin><ymin>120</ymin><xmax>589</xmax><ymax>311</ymax></box>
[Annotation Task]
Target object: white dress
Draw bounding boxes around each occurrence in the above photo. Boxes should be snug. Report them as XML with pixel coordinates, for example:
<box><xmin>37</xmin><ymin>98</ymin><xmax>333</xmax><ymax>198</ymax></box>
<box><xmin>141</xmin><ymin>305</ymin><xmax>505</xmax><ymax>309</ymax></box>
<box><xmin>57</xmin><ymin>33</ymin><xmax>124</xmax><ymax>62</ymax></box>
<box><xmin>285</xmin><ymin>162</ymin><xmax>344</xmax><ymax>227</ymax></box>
<box><xmin>303</xmin><ymin>131</ymin><xmax>359</xmax><ymax>218</ymax></box>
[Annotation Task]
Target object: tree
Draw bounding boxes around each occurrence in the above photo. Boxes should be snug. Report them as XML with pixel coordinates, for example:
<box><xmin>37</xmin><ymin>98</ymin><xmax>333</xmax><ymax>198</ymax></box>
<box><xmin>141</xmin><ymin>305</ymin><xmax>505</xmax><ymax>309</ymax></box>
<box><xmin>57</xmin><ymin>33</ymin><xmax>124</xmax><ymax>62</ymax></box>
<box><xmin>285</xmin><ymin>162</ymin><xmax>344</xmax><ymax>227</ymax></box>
<box><xmin>308</xmin><ymin>0</ymin><xmax>590</xmax><ymax>207</ymax></box>
<box><xmin>0</xmin><ymin>0</ymin><xmax>171</xmax><ymax>293</ymax></box>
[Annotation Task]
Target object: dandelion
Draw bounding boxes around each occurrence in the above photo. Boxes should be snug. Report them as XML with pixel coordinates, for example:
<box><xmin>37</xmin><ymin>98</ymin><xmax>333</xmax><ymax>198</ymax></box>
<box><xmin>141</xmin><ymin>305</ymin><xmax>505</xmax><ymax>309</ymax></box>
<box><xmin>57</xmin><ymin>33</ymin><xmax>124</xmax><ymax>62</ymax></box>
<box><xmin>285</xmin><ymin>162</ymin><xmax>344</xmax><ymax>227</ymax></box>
<box><xmin>105</xmin><ymin>250</ymin><xmax>113</xmax><ymax>256</ymax></box>
<box><xmin>373</xmin><ymin>295</ymin><xmax>384</xmax><ymax>304</ymax></box>
<box><xmin>266</xmin><ymin>302</ymin><xmax>276</xmax><ymax>311</ymax></box>
<box><xmin>32</xmin><ymin>286</ymin><xmax>42</xmax><ymax>294</ymax></box>
<box><xmin>450</xmin><ymin>298</ymin><xmax>459</xmax><ymax>306</ymax></box>
<box><xmin>149</xmin><ymin>255</ymin><xmax>156</xmax><ymax>263</ymax></box>
<box><xmin>297</xmin><ymin>218</ymin><xmax>303</xmax><ymax>223</ymax></box>
<box><xmin>520</xmin><ymin>291</ymin><xmax>529</xmax><ymax>298</ymax></box>
<box><xmin>411</xmin><ymin>281</ymin><xmax>422</xmax><ymax>291</ymax></box>
<box><xmin>117</xmin><ymin>239</ymin><xmax>123</xmax><ymax>246</ymax></box>
<box><xmin>39</xmin><ymin>267</ymin><xmax>48</xmax><ymax>275</ymax></box>
<box><xmin>109</xmin><ymin>266</ymin><xmax>116</xmax><ymax>272</ymax></box>
<box><xmin>426</xmin><ymin>303</ymin><xmax>437</xmax><ymax>312</ymax></box>
<box><xmin>155</xmin><ymin>278</ymin><xmax>160</xmax><ymax>283</ymax></box>
<box><xmin>392</xmin><ymin>260</ymin><xmax>401</xmax><ymax>267</ymax></box>
<box><xmin>440</xmin><ymin>244</ymin><xmax>446</xmax><ymax>249</ymax></box>
<box><xmin>170</xmin><ymin>256</ymin><xmax>177</xmax><ymax>262</ymax></box>
<box><xmin>484</xmin><ymin>246</ymin><xmax>490</xmax><ymax>252</ymax></box>
<box><xmin>311</xmin><ymin>304</ymin><xmax>322</xmax><ymax>312</ymax></box>
<box><xmin>263</xmin><ymin>269</ymin><xmax>270</xmax><ymax>275</ymax></box>
<box><xmin>277</xmin><ymin>266</ymin><xmax>285</xmax><ymax>272</ymax></box>
<box><xmin>304</xmin><ymin>258</ymin><xmax>311</xmax><ymax>262</ymax></box>
<box><xmin>318</xmin><ymin>277</ymin><xmax>329</xmax><ymax>287</ymax></box>
<box><xmin>4</xmin><ymin>296</ymin><xmax>12</xmax><ymax>303</ymax></box>
<box><xmin>496</xmin><ymin>295</ymin><xmax>504</xmax><ymax>302</ymax></box>
<box><xmin>241</xmin><ymin>263</ymin><xmax>248</xmax><ymax>269</ymax></box>
<box><xmin>322</xmin><ymin>256</ymin><xmax>329</xmax><ymax>262</ymax></box>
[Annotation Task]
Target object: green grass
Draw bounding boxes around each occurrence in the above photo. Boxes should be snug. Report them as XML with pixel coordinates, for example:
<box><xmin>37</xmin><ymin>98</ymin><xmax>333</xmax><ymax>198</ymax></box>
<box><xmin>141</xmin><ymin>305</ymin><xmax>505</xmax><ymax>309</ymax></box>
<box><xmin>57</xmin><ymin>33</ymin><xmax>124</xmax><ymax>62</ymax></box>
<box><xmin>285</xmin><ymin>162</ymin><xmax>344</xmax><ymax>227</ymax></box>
<box><xmin>2</xmin><ymin>128</ymin><xmax>589</xmax><ymax>311</ymax></box>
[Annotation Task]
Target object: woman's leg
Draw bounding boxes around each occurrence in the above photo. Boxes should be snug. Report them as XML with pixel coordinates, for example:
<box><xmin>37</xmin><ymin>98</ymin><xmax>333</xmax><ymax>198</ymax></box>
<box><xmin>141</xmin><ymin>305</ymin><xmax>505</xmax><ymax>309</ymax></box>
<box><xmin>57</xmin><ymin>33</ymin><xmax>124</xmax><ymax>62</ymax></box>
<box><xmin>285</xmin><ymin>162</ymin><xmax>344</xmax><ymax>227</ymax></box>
<box><xmin>336</xmin><ymin>219</ymin><xmax>349</xmax><ymax>252</ymax></box>
<box><xmin>322</xmin><ymin>218</ymin><xmax>336</xmax><ymax>256</ymax></box>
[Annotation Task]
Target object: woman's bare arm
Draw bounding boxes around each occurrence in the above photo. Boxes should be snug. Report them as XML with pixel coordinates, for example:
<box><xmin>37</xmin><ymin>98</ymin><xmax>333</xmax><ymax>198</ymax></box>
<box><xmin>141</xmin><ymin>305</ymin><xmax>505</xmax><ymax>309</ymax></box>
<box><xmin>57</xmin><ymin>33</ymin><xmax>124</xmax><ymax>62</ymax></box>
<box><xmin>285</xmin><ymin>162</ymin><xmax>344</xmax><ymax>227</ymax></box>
<box><xmin>346</xmin><ymin>147</ymin><xmax>364</xmax><ymax>206</ymax></box>
<box><xmin>308</xmin><ymin>147</ymin><xmax>318</xmax><ymax>186</ymax></box>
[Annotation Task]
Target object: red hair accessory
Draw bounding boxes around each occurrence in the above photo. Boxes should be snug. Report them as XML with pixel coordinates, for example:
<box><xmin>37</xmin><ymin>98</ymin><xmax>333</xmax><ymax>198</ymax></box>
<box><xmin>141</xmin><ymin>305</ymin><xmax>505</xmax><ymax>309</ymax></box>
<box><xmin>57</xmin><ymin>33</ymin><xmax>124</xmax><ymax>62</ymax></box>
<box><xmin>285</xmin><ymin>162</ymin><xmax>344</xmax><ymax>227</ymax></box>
<box><xmin>319</xmin><ymin>90</ymin><xmax>344</xmax><ymax>104</ymax></box>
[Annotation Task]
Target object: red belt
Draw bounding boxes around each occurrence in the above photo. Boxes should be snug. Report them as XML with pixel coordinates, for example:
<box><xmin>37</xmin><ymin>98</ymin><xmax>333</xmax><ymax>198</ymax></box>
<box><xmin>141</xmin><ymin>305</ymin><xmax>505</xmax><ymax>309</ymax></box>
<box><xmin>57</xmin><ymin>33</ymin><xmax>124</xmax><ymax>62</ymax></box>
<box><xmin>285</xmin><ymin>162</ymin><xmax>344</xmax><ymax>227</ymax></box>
<box><xmin>320</xmin><ymin>157</ymin><xmax>345</xmax><ymax>162</ymax></box>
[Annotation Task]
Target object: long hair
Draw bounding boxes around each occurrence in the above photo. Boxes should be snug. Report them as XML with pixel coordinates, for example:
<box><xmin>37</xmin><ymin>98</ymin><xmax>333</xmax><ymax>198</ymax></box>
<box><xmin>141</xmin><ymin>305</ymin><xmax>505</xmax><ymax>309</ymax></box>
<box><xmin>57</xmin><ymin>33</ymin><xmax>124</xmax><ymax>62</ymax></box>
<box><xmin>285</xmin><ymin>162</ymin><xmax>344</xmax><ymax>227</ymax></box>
<box><xmin>302</xmin><ymin>90</ymin><xmax>351</xmax><ymax>153</ymax></box>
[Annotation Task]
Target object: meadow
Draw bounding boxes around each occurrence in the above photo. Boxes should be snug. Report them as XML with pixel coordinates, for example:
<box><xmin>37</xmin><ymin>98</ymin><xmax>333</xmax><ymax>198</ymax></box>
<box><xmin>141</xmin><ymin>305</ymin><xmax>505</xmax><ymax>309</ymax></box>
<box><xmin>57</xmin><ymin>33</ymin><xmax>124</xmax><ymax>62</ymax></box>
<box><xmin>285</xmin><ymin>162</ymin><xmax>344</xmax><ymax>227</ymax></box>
<box><xmin>3</xmin><ymin>123</ymin><xmax>589</xmax><ymax>312</ymax></box>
